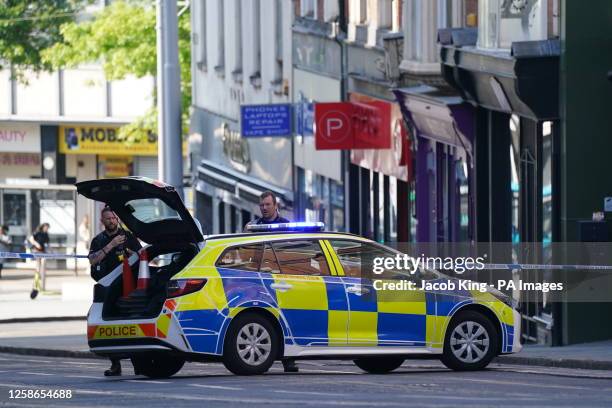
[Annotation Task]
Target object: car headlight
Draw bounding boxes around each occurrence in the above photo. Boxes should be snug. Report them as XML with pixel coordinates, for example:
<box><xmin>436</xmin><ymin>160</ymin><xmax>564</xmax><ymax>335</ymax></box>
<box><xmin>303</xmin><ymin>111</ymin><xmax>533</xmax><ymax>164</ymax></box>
<box><xmin>487</xmin><ymin>286</ymin><xmax>519</xmax><ymax>310</ymax></box>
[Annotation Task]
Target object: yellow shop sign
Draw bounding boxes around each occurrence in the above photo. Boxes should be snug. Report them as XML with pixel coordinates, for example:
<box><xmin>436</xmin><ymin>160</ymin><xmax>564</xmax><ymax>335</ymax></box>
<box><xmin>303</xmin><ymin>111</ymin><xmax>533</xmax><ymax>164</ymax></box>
<box><xmin>59</xmin><ymin>125</ymin><xmax>158</xmax><ymax>156</ymax></box>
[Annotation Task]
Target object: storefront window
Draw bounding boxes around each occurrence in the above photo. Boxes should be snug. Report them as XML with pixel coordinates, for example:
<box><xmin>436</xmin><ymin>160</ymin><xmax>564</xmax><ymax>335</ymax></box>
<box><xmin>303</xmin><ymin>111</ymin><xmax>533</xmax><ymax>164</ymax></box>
<box><xmin>457</xmin><ymin>158</ymin><xmax>470</xmax><ymax>242</ymax></box>
<box><xmin>542</xmin><ymin>121</ymin><xmax>553</xmax><ymax>246</ymax></box>
<box><xmin>388</xmin><ymin>176</ymin><xmax>398</xmax><ymax>242</ymax></box>
<box><xmin>410</xmin><ymin>182</ymin><xmax>417</xmax><ymax>243</ymax></box>
<box><xmin>330</xmin><ymin>180</ymin><xmax>344</xmax><ymax>231</ymax></box>
<box><xmin>510</xmin><ymin>115</ymin><xmax>521</xmax><ymax>244</ymax></box>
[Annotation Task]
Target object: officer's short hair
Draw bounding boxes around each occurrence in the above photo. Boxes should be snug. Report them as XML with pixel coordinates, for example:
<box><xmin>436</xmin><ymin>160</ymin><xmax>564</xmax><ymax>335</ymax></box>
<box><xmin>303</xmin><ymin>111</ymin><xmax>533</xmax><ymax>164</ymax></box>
<box><xmin>259</xmin><ymin>191</ymin><xmax>277</xmax><ymax>204</ymax></box>
<box><xmin>101</xmin><ymin>206</ymin><xmax>115</xmax><ymax>218</ymax></box>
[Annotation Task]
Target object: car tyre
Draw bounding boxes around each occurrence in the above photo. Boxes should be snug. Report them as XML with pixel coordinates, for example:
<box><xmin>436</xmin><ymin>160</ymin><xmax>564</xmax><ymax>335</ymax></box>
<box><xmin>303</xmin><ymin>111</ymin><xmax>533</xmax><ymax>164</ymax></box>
<box><xmin>132</xmin><ymin>353</ymin><xmax>185</xmax><ymax>378</ymax></box>
<box><xmin>353</xmin><ymin>357</ymin><xmax>404</xmax><ymax>374</ymax></box>
<box><xmin>223</xmin><ymin>312</ymin><xmax>279</xmax><ymax>375</ymax></box>
<box><xmin>440</xmin><ymin>310</ymin><xmax>499</xmax><ymax>371</ymax></box>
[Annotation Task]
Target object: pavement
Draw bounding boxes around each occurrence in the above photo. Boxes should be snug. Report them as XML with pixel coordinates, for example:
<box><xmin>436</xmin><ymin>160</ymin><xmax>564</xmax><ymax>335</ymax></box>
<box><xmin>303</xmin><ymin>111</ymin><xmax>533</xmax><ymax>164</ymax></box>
<box><xmin>1</xmin><ymin>268</ymin><xmax>612</xmax><ymax>371</ymax></box>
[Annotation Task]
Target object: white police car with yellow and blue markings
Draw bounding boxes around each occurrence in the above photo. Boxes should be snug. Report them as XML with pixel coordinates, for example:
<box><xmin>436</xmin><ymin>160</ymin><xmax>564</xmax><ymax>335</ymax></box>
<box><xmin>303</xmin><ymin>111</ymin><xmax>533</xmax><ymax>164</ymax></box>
<box><xmin>77</xmin><ymin>177</ymin><xmax>521</xmax><ymax>378</ymax></box>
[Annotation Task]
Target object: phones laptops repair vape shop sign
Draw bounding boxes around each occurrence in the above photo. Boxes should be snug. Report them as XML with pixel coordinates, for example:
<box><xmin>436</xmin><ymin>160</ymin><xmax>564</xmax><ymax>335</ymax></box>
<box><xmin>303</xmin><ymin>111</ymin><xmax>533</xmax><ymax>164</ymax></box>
<box><xmin>240</xmin><ymin>104</ymin><xmax>292</xmax><ymax>137</ymax></box>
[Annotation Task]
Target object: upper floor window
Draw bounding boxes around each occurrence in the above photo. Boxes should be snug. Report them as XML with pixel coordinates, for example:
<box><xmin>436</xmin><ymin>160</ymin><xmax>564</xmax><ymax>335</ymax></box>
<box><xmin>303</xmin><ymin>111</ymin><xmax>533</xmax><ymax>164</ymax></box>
<box><xmin>215</xmin><ymin>0</ymin><xmax>225</xmax><ymax>73</ymax></box>
<box><xmin>477</xmin><ymin>0</ymin><xmax>549</xmax><ymax>50</ymax></box>
<box><xmin>350</xmin><ymin>0</ymin><xmax>368</xmax><ymax>24</ymax></box>
<box><xmin>194</xmin><ymin>0</ymin><xmax>207</xmax><ymax>71</ymax></box>
<box><xmin>301</xmin><ymin>0</ymin><xmax>315</xmax><ymax>17</ymax></box>
<box><xmin>378</xmin><ymin>0</ymin><xmax>393</xmax><ymax>29</ymax></box>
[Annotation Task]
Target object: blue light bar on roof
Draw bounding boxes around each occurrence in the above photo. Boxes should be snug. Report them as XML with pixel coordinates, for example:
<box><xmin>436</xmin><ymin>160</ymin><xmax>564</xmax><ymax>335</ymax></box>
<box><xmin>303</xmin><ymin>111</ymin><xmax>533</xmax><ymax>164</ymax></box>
<box><xmin>246</xmin><ymin>222</ymin><xmax>325</xmax><ymax>233</ymax></box>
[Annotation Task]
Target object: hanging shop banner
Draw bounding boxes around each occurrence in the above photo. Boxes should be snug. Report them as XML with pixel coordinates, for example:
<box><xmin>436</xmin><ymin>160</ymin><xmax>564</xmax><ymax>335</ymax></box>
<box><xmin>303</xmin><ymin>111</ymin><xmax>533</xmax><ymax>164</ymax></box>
<box><xmin>58</xmin><ymin>125</ymin><xmax>158</xmax><ymax>156</ymax></box>
<box><xmin>349</xmin><ymin>93</ymin><xmax>411</xmax><ymax>182</ymax></box>
<box><xmin>0</xmin><ymin>123</ymin><xmax>41</xmax><ymax>153</ymax></box>
<box><xmin>240</xmin><ymin>104</ymin><xmax>292</xmax><ymax>137</ymax></box>
<box><xmin>314</xmin><ymin>101</ymin><xmax>391</xmax><ymax>150</ymax></box>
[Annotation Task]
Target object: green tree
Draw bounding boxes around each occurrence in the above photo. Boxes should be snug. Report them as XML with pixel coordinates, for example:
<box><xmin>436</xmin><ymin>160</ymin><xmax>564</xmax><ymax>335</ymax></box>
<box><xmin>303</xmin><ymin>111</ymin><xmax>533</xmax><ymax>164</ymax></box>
<box><xmin>42</xmin><ymin>0</ymin><xmax>191</xmax><ymax>144</ymax></box>
<box><xmin>0</xmin><ymin>0</ymin><xmax>85</xmax><ymax>76</ymax></box>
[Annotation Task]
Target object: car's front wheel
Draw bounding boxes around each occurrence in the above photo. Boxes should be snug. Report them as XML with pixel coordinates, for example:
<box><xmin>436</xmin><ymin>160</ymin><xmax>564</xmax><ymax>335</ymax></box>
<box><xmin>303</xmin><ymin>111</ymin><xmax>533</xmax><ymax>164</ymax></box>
<box><xmin>132</xmin><ymin>353</ymin><xmax>185</xmax><ymax>378</ymax></box>
<box><xmin>440</xmin><ymin>310</ymin><xmax>498</xmax><ymax>371</ymax></box>
<box><xmin>223</xmin><ymin>313</ymin><xmax>279</xmax><ymax>375</ymax></box>
<box><xmin>353</xmin><ymin>357</ymin><xmax>404</xmax><ymax>374</ymax></box>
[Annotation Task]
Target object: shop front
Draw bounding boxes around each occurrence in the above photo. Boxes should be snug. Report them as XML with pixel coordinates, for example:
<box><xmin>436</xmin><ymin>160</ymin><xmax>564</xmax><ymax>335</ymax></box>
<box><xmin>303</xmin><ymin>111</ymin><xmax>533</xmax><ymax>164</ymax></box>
<box><xmin>393</xmin><ymin>85</ymin><xmax>475</xmax><ymax>244</ymax></box>
<box><xmin>347</xmin><ymin>93</ymin><xmax>412</xmax><ymax>243</ymax></box>
<box><xmin>190</xmin><ymin>108</ymin><xmax>293</xmax><ymax>235</ymax></box>
<box><xmin>0</xmin><ymin>122</ymin><xmax>42</xmax><ymax>251</ymax></box>
<box><xmin>438</xmin><ymin>23</ymin><xmax>560</xmax><ymax>344</ymax></box>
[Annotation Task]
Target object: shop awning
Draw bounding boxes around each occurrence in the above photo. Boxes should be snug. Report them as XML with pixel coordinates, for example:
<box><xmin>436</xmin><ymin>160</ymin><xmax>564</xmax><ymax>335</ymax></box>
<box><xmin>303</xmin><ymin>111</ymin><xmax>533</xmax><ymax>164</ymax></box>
<box><xmin>393</xmin><ymin>85</ymin><xmax>474</xmax><ymax>159</ymax></box>
<box><xmin>438</xmin><ymin>28</ymin><xmax>560</xmax><ymax>120</ymax></box>
<box><xmin>197</xmin><ymin>159</ymin><xmax>293</xmax><ymax>207</ymax></box>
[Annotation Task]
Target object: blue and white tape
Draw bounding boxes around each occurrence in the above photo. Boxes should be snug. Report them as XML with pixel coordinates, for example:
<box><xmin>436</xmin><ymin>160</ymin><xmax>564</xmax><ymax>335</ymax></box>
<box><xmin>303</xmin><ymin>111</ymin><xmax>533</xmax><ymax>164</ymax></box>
<box><xmin>0</xmin><ymin>252</ymin><xmax>89</xmax><ymax>260</ymax></box>
<box><xmin>1</xmin><ymin>252</ymin><xmax>612</xmax><ymax>271</ymax></box>
<box><xmin>484</xmin><ymin>263</ymin><xmax>612</xmax><ymax>271</ymax></box>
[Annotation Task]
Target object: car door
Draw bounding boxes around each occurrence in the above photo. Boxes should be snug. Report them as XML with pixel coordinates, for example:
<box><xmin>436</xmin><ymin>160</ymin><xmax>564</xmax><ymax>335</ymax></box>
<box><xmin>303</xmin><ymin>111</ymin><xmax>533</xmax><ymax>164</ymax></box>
<box><xmin>327</xmin><ymin>239</ymin><xmax>428</xmax><ymax>348</ymax></box>
<box><xmin>265</xmin><ymin>239</ymin><xmax>349</xmax><ymax>347</ymax></box>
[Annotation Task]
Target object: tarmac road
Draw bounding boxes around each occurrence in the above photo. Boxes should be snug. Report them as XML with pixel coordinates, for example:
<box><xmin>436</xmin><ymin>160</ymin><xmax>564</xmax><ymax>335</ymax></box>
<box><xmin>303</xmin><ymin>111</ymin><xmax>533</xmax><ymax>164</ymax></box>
<box><xmin>0</xmin><ymin>353</ymin><xmax>611</xmax><ymax>407</ymax></box>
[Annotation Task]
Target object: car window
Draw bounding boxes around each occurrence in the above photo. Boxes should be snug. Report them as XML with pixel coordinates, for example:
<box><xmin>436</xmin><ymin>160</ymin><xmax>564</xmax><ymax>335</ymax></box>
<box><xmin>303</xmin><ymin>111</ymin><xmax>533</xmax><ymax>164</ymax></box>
<box><xmin>215</xmin><ymin>244</ymin><xmax>263</xmax><ymax>272</ymax></box>
<box><xmin>328</xmin><ymin>240</ymin><xmax>407</xmax><ymax>279</ymax></box>
<box><xmin>271</xmin><ymin>240</ymin><xmax>330</xmax><ymax>276</ymax></box>
<box><xmin>260</xmin><ymin>243</ymin><xmax>280</xmax><ymax>274</ymax></box>
<box><xmin>125</xmin><ymin>198</ymin><xmax>180</xmax><ymax>223</ymax></box>
<box><xmin>329</xmin><ymin>240</ymin><xmax>445</xmax><ymax>280</ymax></box>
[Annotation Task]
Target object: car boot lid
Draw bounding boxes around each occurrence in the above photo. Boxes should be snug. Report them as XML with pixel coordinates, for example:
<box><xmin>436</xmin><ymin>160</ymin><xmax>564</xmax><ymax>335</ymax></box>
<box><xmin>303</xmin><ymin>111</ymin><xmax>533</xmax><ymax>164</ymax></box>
<box><xmin>76</xmin><ymin>177</ymin><xmax>204</xmax><ymax>245</ymax></box>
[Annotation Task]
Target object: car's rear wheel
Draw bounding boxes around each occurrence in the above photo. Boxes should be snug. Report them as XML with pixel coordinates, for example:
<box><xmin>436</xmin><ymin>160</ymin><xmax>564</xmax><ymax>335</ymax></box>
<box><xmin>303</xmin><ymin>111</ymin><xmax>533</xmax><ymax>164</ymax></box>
<box><xmin>132</xmin><ymin>353</ymin><xmax>185</xmax><ymax>378</ymax></box>
<box><xmin>353</xmin><ymin>357</ymin><xmax>404</xmax><ymax>374</ymax></box>
<box><xmin>223</xmin><ymin>313</ymin><xmax>279</xmax><ymax>375</ymax></box>
<box><xmin>440</xmin><ymin>310</ymin><xmax>498</xmax><ymax>371</ymax></box>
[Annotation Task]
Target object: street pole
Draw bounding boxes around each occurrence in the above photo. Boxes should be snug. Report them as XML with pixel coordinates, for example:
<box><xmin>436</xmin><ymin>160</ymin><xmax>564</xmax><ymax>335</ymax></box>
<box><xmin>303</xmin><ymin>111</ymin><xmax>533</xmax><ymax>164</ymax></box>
<box><xmin>157</xmin><ymin>0</ymin><xmax>183</xmax><ymax>197</ymax></box>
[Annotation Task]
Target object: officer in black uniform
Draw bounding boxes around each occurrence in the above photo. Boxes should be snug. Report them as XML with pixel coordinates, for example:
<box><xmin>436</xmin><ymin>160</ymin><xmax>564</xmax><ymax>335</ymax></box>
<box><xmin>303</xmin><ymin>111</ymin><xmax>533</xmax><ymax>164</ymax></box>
<box><xmin>89</xmin><ymin>206</ymin><xmax>141</xmax><ymax>376</ymax></box>
<box><xmin>244</xmin><ymin>191</ymin><xmax>298</xmax><ymax>373</ymax></box>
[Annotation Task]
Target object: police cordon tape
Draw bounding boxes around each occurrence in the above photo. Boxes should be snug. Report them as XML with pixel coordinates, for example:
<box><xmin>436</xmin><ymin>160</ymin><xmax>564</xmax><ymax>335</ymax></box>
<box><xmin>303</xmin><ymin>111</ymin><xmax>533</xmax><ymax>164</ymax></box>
<box><xmin>2</xmin><ymin>251</ymin><xmax>612</xmax><ymax>271</ymax></box>
<box><xmin>483</xmin><ymin>263</ymin><xmax>612</xmax><ymax>271</ymax></box>
<box><xmin>0</xmin><ymin>252</ymin><xmax>89</xmax><ymax>260</ymax></box>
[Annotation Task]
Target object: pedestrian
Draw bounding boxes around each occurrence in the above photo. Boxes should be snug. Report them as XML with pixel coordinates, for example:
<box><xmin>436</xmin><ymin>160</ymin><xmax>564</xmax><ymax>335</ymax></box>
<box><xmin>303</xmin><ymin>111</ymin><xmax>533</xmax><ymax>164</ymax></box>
<box><xmin>243</xmin><ymin>191</ymin><xmax>298</xmax><ymax>373</ymax></box>
<box><xmin>28</xmin><ymin>223</ymin><xmax>50</xmax><ymax>299</ymax></box>
<box><xmin>88</xmin><ymin>206</ymin><xmax>141</xmax><ymax>376</ymax></box>
<box><xmin>77</xmin><ymin>215</ymin><xmax>92</xmax><ymax>271</ymax></box>
<box><xmin>78</xmin><ymin>214</ymin><xmax>91</xmax><ymax>250</ymax></box>
<box><xmin>0</xmin><ymin>225</ymin><xmax>11</xmax><ymax>279</ymax></box>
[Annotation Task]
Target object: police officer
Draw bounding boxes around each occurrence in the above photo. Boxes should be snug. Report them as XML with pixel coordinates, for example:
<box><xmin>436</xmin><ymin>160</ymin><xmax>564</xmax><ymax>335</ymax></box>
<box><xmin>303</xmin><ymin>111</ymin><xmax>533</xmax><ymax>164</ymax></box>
<box><xmin>89</xmin><ymin>206</ymin><xmax>141</xmax><ymax>376</ymax></box>
<box><xmin>244</xmin><ymin>191</ymin><xmax>290</xmax><ymax>229</ymax></box>
<box><xmin>244</xmin><ymin>191</ymin><xmax>298</xmax><ymax>373</ymax></box>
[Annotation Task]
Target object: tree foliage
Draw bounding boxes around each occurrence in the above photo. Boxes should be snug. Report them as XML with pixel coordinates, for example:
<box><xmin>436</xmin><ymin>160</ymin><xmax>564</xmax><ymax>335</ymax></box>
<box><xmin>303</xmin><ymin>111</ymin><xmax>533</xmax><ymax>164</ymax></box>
<box><xmin>0</xmin><ymin>0</ymin><xmax>85</xmax><ymax>76</ymax></box>
<box><xmin>43</xmin><ymin>0</ymin><xmax>191</xmax><ymax>143</ymax></box>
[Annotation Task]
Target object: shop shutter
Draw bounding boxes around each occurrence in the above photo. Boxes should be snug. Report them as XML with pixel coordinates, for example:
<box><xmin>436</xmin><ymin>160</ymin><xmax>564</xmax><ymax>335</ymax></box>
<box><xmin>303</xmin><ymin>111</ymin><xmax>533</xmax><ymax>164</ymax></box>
<box><xmin>134</xmin><ymin>156</ymin><xmax>158</xmax><ymax>179</ymax></box>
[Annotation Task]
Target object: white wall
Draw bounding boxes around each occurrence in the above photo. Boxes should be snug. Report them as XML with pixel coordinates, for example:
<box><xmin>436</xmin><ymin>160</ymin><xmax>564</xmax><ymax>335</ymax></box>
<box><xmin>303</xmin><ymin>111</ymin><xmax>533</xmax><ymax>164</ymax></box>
<box><xmin>0</xmin><ymin>65</ymin><xmax>153</xmax><ymax>121</ymax></box>
<box><xmin>16</xmin><ymin>71</ymin><xmax>59</xmax><ymax>117</ymax></box>
<box><xmin>193</xmin><ymin>0</ymin><xmax>292</xmax><ymax>121</ymax></box>
<box><xmin>111</xmin><ymin>75</ymin><xmax>155</xmax><ymax>119</ymax></box>
<box><xmin>63</xmin><ymin>65</ymin><xmax>106</xmax><ymax>117</ymax></box>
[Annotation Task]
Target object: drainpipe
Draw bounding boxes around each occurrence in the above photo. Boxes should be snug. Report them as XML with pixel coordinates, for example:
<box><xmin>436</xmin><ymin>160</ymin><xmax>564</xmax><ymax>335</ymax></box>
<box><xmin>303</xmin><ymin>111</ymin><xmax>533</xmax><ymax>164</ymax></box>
<box><xmin>336</xmin><ymin>0</ymin><xmax>350</xmax><ymax>232</ymax></box>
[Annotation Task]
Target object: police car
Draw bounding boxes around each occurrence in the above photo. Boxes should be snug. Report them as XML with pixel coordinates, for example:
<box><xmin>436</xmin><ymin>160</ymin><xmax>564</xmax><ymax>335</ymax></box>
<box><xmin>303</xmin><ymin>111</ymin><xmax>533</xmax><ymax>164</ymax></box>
<box><xmin>77</xmin><ymin>177</ymin><xmax>521</xmax><ymax>378</ymax></box>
